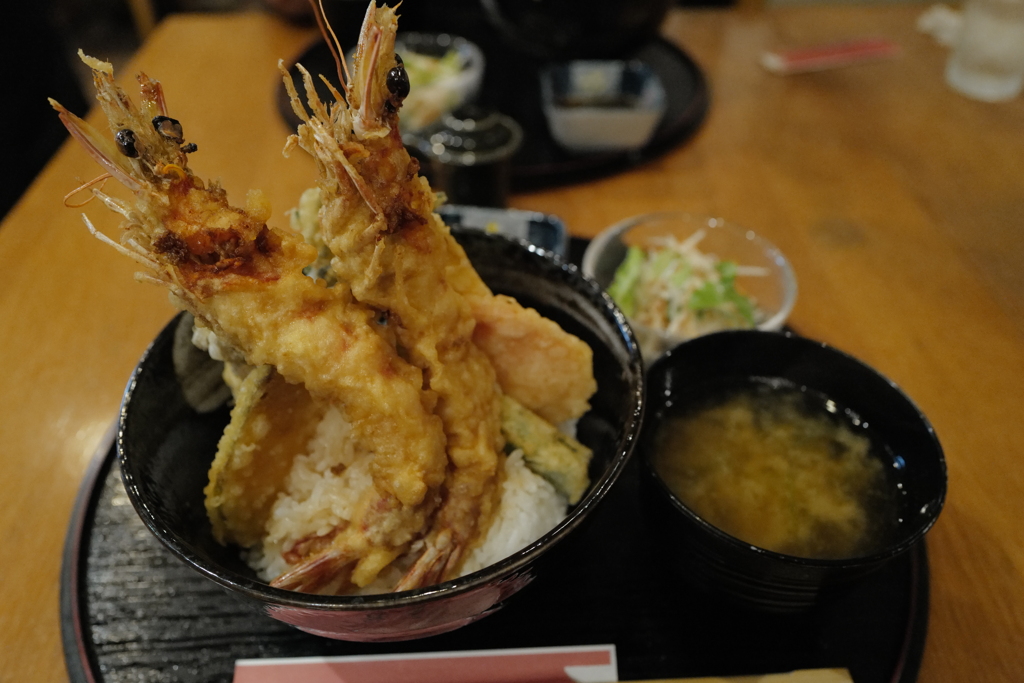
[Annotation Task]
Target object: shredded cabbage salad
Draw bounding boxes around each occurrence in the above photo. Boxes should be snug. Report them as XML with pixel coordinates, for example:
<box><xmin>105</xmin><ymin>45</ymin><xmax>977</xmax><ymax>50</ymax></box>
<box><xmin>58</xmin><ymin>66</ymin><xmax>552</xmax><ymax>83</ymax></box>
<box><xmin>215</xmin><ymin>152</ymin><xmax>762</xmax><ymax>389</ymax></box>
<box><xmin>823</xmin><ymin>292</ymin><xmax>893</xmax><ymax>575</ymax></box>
<box><xmin>400</xmin><ymin>49</ymin><xmax>465</xmax><ymax>133</ymax></box>
<box><xmin>607</xmin><ymin>229</ymin><xmax>768</xmax><ymax>340</ymax></box>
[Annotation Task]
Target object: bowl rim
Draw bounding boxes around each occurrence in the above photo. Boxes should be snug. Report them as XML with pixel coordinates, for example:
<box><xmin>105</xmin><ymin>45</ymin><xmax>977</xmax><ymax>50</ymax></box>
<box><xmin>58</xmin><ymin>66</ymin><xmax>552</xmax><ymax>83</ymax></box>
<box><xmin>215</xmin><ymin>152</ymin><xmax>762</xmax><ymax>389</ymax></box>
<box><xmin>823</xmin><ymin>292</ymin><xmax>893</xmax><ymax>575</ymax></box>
<box><xmin>117</xmin><ymin>229</ymin><xmax>645</xmax><ymax>611</ymax></box>
<box><xmin>641</xmin><ymin>328</ymin><xmax>948</xmax><ymax>570</ymax></box>
<box><xmin>581</xmin><ymin>211</ymin><xmax>798</xmax><ymax>341</ymax></box>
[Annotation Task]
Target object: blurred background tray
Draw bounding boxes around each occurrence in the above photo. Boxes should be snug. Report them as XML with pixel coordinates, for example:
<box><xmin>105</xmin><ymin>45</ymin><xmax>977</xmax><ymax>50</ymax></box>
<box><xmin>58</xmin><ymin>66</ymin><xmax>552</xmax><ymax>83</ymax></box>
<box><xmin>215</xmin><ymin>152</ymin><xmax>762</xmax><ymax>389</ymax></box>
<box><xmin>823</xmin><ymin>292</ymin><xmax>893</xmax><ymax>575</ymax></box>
<box><xmin>62</xmin><ymin>381</ymin><xmax>928</xmax><ymax>683</ymax></box>
<box><xmin>278</xmin><ymin>36</ymin><xmax>708</xmax><ymax>193</ymax></box>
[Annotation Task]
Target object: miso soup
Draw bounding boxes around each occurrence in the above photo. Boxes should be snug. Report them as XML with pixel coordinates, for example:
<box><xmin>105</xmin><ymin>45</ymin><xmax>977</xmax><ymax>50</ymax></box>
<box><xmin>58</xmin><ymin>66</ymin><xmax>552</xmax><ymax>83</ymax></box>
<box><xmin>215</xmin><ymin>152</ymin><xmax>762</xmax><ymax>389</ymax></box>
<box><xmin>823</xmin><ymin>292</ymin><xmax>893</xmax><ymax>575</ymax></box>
<box><xmin>652</xmin><ymin>380</ymin><xmax>901</xmax><ymax>559</ymax></box>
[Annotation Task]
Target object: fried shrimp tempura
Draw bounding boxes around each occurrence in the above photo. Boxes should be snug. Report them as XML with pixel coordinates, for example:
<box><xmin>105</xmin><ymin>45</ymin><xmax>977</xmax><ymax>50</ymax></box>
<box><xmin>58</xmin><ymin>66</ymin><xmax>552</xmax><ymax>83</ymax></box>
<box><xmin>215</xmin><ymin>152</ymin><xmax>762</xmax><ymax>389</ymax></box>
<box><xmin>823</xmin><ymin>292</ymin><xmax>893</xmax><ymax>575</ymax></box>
<box><xmin>283</xmin><ymin>4</ymin><xmax>502</xmax><ymax>588</ymax></box>
<box><xmin>281</xmin><ymin>3</ymin><xmax>596</xmax><ymax>588</ymax></box>
<box><xmin>52</xmin><ymin>52</ymin><xmax>449</xmax><ymax>591</ymax></box>
<box><xmin>56</xmin><ymin>2</ymin><xmax>598</xmax><ymax>597</ymax></box>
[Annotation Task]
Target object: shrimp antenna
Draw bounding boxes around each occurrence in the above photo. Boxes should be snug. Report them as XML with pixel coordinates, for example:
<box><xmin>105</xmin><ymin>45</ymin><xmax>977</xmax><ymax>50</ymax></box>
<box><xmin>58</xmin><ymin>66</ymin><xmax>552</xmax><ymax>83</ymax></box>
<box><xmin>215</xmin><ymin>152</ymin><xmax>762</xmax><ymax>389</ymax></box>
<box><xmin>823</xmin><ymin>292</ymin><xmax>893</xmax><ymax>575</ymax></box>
<box><xmin>64</xmin><ymin>174</ymin><xmax>112</xmax><ymax>208</ymax></box>
<box><xmin>309</xmin><ymin>0</ymin><xmax>350</xmax><ymax>87</ymax></box>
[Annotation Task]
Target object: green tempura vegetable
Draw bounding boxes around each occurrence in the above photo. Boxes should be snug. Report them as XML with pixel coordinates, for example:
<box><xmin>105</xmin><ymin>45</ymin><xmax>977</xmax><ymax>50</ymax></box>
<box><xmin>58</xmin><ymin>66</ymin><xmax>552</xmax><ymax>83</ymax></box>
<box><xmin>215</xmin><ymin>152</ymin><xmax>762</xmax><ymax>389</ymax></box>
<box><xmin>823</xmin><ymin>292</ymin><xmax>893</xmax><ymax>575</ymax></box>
<box><xmin>499</xmin><ymin>395</ymin><xmax>592</xmax><ymax>505</ymax></box>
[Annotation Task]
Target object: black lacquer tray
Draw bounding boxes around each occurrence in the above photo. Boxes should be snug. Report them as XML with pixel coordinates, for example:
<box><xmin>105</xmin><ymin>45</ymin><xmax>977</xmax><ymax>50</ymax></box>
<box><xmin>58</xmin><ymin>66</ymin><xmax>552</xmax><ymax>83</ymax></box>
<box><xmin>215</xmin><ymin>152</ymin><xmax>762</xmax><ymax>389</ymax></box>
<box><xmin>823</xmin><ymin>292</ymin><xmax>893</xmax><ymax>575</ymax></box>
<box><xmin>61</xmin><ymin>433</ymin><xmax>928</xmax><ymax>683</ymax></box>
<box><xmin>277</xmin><ymin>36</ymin><xmax>709</xmax><ymax>192</ymax></box>
<box><xmin>62</xmin><ymin>238</ymin><xmax>927</xmax><ymax>683</ymax></box>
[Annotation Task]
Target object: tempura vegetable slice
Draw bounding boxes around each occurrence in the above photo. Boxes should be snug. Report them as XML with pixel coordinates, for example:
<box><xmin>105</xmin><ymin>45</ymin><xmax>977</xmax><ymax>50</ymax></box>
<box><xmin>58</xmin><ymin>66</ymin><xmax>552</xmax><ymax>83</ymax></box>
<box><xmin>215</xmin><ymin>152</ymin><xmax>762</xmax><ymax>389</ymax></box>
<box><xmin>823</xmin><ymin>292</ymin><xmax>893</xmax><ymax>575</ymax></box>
<box><xmin>205</xmin><ymin>366</ymin><xmax>327</xmax><ymax>547</ymax></box>
<box><xmin>499</xmin><ymin>395</ymin><xmax>592</xmax><ymax>505</ymax></box>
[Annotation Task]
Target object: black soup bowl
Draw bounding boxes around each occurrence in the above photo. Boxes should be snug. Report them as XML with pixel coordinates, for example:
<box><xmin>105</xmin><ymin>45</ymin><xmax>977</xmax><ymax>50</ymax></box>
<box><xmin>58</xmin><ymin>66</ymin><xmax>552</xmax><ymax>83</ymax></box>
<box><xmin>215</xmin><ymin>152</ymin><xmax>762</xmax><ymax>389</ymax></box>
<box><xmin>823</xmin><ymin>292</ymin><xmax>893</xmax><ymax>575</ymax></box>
<box><xmin>640</xmin><ymin>330</ymin><xmax>946</xmax><ymax>613</ymax></box>
<box><xmin>118</xmin><ymin>228</ymin><xmax>643</xmax><ymax>641</ymax></box>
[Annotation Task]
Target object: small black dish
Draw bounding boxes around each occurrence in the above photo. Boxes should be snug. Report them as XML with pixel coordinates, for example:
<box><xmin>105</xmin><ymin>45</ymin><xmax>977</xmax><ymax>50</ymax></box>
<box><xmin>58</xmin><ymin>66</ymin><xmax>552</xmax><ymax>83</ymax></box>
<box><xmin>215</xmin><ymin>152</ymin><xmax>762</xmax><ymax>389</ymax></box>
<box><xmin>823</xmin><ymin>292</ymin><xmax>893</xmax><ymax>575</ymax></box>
<box><xmin>640</xmin><ymin>330</ymin><xmax>946</xmax><ymax>613</ymax></box>
<box><xmin>117</xmin><ymin>228</ymin><xmax>643</xmax><ymax>641</ymax></box>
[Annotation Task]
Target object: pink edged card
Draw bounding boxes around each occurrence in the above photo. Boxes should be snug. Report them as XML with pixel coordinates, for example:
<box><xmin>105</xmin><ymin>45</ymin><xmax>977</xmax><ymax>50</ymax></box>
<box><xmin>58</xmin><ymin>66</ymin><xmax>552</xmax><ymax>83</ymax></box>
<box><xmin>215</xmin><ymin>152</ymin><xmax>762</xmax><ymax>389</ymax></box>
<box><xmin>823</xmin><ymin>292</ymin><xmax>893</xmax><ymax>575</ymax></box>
<box><xmin>233</xmin><ymin>644</ymin><xmax>618</xmax><ymax>683</ymax></box>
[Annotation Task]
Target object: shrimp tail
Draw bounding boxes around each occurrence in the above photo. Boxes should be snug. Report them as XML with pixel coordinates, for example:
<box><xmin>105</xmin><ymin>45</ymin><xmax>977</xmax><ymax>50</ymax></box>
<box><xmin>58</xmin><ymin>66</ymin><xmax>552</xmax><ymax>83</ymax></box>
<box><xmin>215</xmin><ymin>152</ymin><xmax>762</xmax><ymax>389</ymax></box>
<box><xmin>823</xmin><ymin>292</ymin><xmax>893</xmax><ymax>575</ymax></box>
<box><xmin>270</xmin><ymin>549</ymin><xmax>357</xmax><ymax>594</ymax></box>
<box><xmin>393</xmin><ymin>529</ymin><xmax>456</xmax><ymax>592</ymax></box>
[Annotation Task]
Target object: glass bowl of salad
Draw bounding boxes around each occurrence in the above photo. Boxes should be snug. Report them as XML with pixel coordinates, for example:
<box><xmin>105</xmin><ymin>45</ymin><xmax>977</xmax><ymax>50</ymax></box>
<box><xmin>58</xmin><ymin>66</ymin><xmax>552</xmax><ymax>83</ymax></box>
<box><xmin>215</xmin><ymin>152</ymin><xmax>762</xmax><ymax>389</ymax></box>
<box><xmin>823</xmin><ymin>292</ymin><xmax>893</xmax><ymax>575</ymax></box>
<box><xmin>581</xmin><ymin>212</ymin><xmax>797</xmax><ymax>361</ymax></box>
<box><xmin>393</xmin><ymin>33</ymin><xmax>485</xmax><ymax>135</ymax></box>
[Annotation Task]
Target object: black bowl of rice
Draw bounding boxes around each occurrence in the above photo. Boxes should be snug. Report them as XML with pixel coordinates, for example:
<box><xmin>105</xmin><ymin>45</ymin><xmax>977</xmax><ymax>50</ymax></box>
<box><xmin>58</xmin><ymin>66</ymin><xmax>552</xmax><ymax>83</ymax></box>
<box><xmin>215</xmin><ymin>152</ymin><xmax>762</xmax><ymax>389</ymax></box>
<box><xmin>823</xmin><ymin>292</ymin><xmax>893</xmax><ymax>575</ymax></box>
<box><xmin>118</xmin><ymin>228</ymin><xmax>644</xmax><ymax>641</ymax></box>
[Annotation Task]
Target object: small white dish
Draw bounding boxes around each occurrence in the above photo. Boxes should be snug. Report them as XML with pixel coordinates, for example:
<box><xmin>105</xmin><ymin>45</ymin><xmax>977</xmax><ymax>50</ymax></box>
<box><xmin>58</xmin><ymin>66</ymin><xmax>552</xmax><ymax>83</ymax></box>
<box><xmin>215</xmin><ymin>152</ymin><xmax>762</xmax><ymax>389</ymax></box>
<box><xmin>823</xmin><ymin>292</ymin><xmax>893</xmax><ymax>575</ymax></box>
<box><xmin>540</xmin><ymin>60</ymin><xmax>667</xmax><ymax>153</ymax></box>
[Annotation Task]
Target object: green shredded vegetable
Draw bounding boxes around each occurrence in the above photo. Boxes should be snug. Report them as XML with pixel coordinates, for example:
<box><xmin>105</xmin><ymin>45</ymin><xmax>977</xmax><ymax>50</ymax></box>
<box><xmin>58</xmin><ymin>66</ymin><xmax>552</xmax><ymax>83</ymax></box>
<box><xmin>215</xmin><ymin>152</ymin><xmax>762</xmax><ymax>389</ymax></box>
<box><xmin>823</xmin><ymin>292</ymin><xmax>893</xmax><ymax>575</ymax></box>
<box><xmin>399</xmin><ymin>49</ymin><xmax>465</xmax><ymax>132</ymax></box>
<box><xmin>403</xmin><ymin>49</ymin><xmax>462</xmax><ymax>89</ymax></box>
<box><xmin>606</xmin><ymin>246</ymin><xmax>645</xmax><ymax>317</ymax></box>
<box><xmin>606</xmin><ymin>231</ymin><xmax>764</xmax><ymax>340</ymax></box>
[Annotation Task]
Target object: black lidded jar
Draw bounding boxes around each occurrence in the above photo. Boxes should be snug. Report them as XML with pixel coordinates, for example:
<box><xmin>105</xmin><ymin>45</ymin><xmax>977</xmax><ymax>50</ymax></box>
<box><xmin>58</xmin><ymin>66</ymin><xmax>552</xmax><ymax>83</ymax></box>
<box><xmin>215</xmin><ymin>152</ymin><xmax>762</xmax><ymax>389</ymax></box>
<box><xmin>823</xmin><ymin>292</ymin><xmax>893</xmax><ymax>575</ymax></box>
<box><xmin>406</xmin><ymin>104</ymin><xmax>523</xmax><ymax>208</ymax></box>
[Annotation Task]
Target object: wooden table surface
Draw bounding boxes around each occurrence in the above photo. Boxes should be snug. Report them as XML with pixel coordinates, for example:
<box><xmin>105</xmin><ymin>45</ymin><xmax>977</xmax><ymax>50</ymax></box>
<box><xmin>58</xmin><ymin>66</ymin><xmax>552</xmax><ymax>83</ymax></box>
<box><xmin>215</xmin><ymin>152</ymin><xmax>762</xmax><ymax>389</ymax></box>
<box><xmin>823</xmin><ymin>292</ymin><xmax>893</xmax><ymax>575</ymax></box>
<box><xmin>2</xmin><ymin>4</ymin><xmax>1022</xmax><ymax>682</ymax></box>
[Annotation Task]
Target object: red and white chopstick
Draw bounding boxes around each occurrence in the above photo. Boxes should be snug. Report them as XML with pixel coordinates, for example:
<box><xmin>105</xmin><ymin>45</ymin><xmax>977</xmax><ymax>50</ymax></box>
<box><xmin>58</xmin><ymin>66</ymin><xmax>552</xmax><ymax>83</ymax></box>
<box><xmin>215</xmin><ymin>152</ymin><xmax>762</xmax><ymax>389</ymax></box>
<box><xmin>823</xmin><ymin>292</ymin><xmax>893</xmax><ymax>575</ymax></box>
<box><xmin>761</xmin><ymin>38</ymin><xmax>900</xmax><ymax>75</ymax></box>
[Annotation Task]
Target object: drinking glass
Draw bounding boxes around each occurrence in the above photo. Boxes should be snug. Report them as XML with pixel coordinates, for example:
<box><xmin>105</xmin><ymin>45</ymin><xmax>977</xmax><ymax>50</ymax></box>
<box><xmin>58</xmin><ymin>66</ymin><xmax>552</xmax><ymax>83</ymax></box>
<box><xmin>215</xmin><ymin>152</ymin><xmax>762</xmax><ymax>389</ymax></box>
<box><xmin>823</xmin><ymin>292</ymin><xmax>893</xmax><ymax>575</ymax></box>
<box><xmin>945</xmin><ymin>0</ymin><xmax>1024</xmax><ymax>102</ymax></box>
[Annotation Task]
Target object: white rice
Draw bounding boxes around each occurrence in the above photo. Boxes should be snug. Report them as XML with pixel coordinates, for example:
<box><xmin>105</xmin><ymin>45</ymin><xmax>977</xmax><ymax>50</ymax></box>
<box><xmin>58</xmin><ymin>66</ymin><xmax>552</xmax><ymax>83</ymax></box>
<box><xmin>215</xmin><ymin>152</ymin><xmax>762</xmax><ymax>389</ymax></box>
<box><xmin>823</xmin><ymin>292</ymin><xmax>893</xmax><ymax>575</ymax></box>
<box><xmin>247</xmin><ymin>406</ymin><xmax>374</xmax><ymax>582</ymax></box>
<box><xmin>460</xmin><ymin>451</ymin><xmax>567</xmax><ymax>575</ymax></box>
<box><xmin>247</xmin><ymin>406</ymin><xmax>568</xmax><ymax>590</ymax></box>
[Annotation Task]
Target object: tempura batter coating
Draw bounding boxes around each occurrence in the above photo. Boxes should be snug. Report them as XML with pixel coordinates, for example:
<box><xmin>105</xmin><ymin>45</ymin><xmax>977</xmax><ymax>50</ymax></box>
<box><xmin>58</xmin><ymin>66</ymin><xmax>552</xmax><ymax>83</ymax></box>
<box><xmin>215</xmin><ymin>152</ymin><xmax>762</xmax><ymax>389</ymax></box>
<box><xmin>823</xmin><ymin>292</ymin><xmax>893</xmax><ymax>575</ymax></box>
<box><xmin>471</xmin><ymin>295</ymin><xmax>596</xmax><ymax>426</ymax></box>
<box><xmin>56</xmin><ymin>3</ymin><xmax>600</xmax><ymax>597</ymax></box>
<box><xmin>52</xmin><ymin>54</ymin><xmax>449</xmax><ymax>589</ymax></box>
<box><xmin>206</xmin><ymin>366</ymin><xmax>325</xmax><ymax>547</ymax></box>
